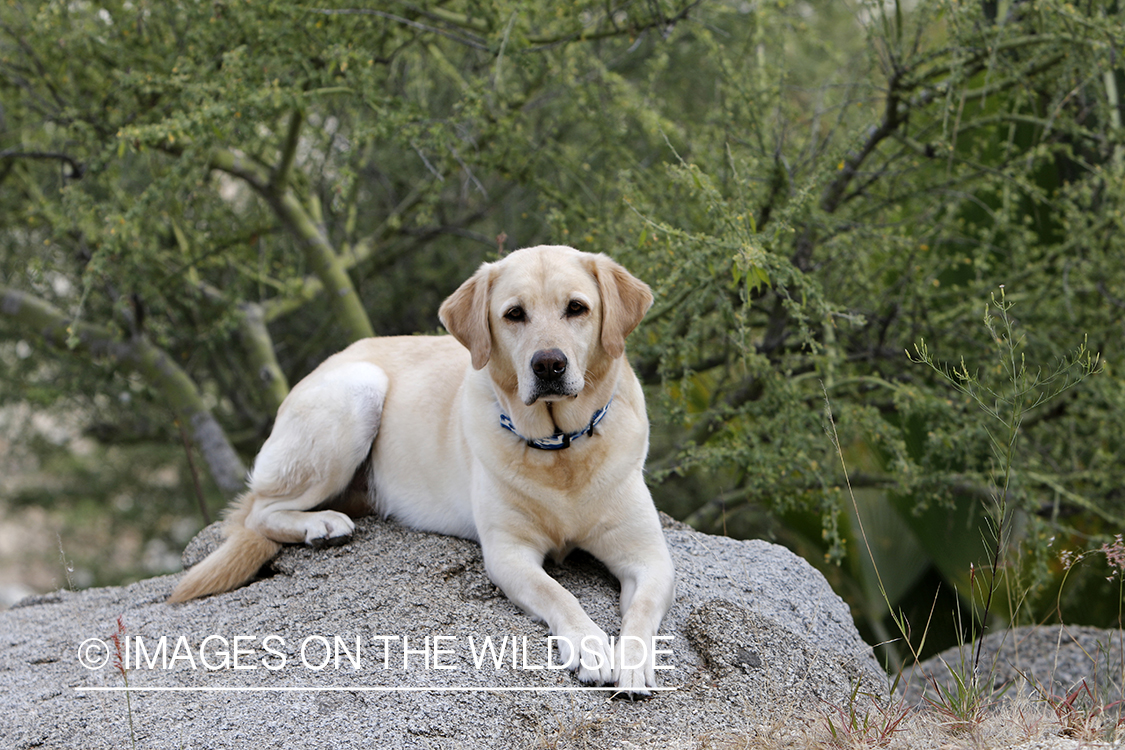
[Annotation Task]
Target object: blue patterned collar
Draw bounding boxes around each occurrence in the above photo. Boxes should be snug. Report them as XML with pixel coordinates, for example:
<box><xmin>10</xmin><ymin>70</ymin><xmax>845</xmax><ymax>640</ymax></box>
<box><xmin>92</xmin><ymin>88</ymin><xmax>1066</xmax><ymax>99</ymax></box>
<box><xmin>499</xmin><ymin>398</ymin><xmax>613</xmax><ymax>450</ymax></box>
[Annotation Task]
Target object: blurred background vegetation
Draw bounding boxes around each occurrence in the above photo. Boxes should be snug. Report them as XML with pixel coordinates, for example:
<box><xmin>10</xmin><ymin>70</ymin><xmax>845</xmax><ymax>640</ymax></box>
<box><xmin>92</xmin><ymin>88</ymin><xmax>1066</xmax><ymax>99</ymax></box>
<box><xmin>1</xmin><ymin>0</ymin><xmax>1122</xmax><ymax>666</ymax></box>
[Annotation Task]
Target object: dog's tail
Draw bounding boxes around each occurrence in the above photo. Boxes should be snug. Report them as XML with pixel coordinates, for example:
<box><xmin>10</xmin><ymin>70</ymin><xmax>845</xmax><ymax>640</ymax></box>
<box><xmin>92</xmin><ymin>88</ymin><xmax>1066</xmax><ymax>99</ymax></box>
<box><xmin>168</xmin><ymin>494</ymin><xmax>281</xmax><ymax>603</ymax></box>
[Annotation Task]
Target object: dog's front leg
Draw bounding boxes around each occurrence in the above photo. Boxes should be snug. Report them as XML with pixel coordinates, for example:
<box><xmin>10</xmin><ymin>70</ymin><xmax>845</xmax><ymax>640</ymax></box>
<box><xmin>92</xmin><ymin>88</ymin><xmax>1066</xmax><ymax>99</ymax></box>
<box><xmin>583</xmin><ymin>492</ymin><xmax>675</xmax><ymax>696</ymax></box>
<box><xmin>607</xmin><ymin>546</ymin><xmax>675</xmax><ymax>696</ymax></box>
<box><xmin>479</xmin><ymin>534</ymin><xmax>614</xmax><ymax>685</ymax></box>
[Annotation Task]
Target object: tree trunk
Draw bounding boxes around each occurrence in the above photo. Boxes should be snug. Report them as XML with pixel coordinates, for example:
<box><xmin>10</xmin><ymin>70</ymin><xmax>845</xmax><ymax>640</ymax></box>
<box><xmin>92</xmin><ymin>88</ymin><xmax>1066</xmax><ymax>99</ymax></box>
<box><xmin>0</xmin><ymin>287</ymin><xmax>248</xmax><ymax>495</ymax></box>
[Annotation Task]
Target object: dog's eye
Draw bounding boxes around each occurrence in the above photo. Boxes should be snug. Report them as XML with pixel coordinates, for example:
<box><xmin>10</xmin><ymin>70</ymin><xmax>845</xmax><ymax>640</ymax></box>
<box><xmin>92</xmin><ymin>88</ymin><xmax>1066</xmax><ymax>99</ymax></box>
<box><xmin>503</xmin><ymin>306</ymin><xmax>526</xmax><ymax>322</ymax></box>
<box><xmin>565</xmin><ymin>300</ymin><xmax>588</xmax><ymax>317</ymax></box>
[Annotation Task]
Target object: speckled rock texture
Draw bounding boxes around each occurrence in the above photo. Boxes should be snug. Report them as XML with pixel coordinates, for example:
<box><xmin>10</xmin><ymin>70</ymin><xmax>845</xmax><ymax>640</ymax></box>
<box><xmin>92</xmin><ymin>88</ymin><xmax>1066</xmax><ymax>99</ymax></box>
<box><xmin>1</xmin><ymin>514</ymin><xmax>886</xmax><ymax>749</ymax></box>
<box><xmin>902</xmin><ymin>625</ymin><xmax>1125</xmax><ymax>708</ymax></box>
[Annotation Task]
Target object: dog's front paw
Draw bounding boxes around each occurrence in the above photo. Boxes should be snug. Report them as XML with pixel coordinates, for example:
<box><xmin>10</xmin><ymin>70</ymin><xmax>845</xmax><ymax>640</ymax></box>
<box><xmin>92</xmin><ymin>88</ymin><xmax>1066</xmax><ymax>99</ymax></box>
<box><xmin>612</xmin><ymin>637</ymin><xmax>656</xmax><ymax>699</ymax></box>
<box><xmin>554</xmin><ymin>627</ymin><xmax>613</xmax><ymax>685</ymax></box>
<box><xmin>303</xmin><ymin>510</ymin><xmax>355</xmax><ymax>547</ymax></box>
<box><xmin>613</xmin><ymin>668</ymin><xmax>653</xmax><ymax>699</ymax></box>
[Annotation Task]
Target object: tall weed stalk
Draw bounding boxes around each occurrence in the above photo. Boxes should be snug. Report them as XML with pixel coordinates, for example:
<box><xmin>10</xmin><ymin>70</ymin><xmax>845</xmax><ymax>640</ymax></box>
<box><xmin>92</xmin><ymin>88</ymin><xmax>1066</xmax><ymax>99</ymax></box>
<box><xmin>822</xmin><ymin>288</ymin><xmax>1101</xmax><ymax>739</ymax></box>
<box><xmin>905</xmin><ymin>288</ymin><xmax>1100</xmax><ymax>723</ymax></box>
<box><xmin>110</xmin><ymin>615</ymin><xmax>137</xmax><ymax>750</ymax></box>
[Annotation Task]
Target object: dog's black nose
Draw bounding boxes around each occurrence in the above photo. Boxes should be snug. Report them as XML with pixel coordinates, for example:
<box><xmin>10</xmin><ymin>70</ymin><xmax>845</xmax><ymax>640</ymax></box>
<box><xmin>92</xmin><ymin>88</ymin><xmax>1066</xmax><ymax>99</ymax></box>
<box><xmin>531</xmin><ymin>349</ymin><xmax>568</xmax><ymax>382</ymax></box>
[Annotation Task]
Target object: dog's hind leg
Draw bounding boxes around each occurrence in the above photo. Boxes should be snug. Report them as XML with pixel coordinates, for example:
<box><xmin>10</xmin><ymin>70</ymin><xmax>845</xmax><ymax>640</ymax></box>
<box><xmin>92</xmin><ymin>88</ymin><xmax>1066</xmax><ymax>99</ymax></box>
<box><xmin>244</xmin><ymin>361</ymin><xmax>387</xmax><ymax>543</ymax></box>
<box><xmin>169</xmin><ymin>361</ymin><xmax>387</xmax><ymax>602</ymax></box>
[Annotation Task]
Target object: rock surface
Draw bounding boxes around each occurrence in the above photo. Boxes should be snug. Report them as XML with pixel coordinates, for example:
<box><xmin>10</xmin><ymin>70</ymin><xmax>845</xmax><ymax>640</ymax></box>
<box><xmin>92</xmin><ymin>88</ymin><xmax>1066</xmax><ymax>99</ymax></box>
<box><xmin>903</xmin><ymin>625</ymin><xmax>1125</xmax><ymax>708</ymax></box>
<box><xmin>1</xmin><ymin>514</ymin><xmax>886</xmax><ymax>749</ymax></box>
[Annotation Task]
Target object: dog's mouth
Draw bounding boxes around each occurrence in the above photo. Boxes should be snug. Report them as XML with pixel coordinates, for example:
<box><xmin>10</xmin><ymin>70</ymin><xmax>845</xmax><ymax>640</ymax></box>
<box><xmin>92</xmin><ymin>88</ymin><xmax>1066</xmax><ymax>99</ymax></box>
<box><xmin>525</xmin><ymin>374</ymin><xmax>582</xmax><ymax>405</ymax></box>
<box><xmin>525</xmin><ymin>389</ymin><xmax>579</xmax><ymax>406</ymax></box>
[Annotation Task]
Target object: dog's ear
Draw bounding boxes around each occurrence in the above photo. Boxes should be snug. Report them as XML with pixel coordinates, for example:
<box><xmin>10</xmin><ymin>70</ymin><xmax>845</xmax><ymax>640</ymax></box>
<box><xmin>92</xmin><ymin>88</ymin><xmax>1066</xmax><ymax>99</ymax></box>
<box><xmin>588</xmin><ymin>254</ymin><xmax>653</xmax><ymax>359</ymax></box>
<box><xmin>439</xmin><ymin>263</ymin><xmax>494</xmax><ymax>369</ymax></box>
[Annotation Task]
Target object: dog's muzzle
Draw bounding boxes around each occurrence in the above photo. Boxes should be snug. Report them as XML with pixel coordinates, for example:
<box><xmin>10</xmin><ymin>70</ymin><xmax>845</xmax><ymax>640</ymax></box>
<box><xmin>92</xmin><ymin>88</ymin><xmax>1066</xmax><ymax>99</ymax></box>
<box><xmin>527</xmin><ymin>348</ymin><xmax>575</xmax><ymax>403</ymax></box>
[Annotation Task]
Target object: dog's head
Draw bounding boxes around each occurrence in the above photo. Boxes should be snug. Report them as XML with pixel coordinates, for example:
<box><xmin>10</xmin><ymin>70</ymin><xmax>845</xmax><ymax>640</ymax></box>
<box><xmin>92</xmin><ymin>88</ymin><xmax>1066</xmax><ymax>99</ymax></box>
<box><xmin>439</xmin><ymin>245</ymin><xmax>652</xmax><ymax>406</ymax></box>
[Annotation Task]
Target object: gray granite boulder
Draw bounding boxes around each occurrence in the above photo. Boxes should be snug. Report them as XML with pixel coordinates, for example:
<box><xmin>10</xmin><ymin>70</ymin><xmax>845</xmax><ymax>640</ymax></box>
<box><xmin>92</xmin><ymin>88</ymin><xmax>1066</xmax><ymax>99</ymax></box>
<box><xmin>902</xmin><ymin>625</ymin><xmax>1125</xmax><ymax>709</ymax></box>
<box><xmin>1</xmin><ymin>514</ymin><xmax>885</xmax><ymax>749</ymax></box>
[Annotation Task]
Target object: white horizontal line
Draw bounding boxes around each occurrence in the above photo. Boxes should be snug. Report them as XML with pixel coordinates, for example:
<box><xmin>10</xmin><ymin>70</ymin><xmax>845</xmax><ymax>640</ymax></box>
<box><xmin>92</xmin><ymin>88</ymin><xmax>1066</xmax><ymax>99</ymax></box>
<box><xmin>73</xmin><ymin>686</ymin><xmax>679</xmax><ymax>693</ymax></box>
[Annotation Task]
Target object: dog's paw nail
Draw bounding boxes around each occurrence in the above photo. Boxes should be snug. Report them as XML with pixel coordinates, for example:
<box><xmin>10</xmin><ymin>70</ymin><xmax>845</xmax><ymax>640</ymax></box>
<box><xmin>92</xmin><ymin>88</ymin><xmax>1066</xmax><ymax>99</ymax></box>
<box><xmin>309</xmin><ymin>533</ymin><xmax>350</xmax><ymax>549</ymax></box>
<box><xmin>613</xmin><ymin>668</ymin><xmax>654</xmax><ymax>699</ymax></box>
<box><xmin>303</xmin><ymin>512</ymin><xmax>355</xmax><ymax>547</ymax></box>
<box><xmin>612</xmin><ymin>688</ymin><xmax>652</xmax><ymax>701</ymax></box>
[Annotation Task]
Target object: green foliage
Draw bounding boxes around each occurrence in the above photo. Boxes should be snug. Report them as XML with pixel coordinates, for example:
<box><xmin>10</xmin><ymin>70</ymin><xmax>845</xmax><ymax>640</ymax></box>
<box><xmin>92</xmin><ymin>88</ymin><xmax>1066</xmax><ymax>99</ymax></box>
<box><xmin>0</xmin><ymin>0</ymin><xmax>700</xmax><ymax>444</ymax></box>
<box><xmin>530</xmin><ymin>0</ymin><xmax>1125</xmax><ymax>651</ymax></box>
<box><xmin>2</xmin><ymin>0</ymin><xmax>1124</xmax><ymax>655</ymax></box>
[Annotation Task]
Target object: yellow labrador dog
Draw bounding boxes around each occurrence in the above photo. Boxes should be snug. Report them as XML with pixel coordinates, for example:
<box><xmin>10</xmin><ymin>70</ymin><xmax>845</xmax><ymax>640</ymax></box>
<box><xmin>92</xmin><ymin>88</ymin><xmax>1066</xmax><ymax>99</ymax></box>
<box><xmin>169</xmin><ymin>245</ymin><xmax>675</xmax><ymax>694</ymax></box>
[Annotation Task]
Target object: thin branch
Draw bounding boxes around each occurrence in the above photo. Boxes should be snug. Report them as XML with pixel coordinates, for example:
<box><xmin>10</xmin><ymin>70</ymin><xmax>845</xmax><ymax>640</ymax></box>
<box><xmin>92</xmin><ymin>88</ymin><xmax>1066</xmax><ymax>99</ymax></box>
<box><xmin>306</xmin><ymin>7</ymin><xmax>490</xmax><ymax>51</ymax></box>
<box><xmin>272</xmin><ymin>110</ymin><xmax>304</xmax><ymax>193</ymax></box>
<box><xmin>821</xmin><ymin>71</ymin><xmax>904</xmax><ymax>215</ymax></box>
<box><xmin>176</xmin><ymin>417</ymin><xmax>212</xmax><ymax>524</ymax></box>
<box><xmin>0</xmin><ymin>149</ymin><xmax>85</xmax><ymax>178</ymax></box>
<box><xmin>906</xmin><ymin>34</ymin><xmax>1093</xmax><ymax>89</ymax></box>
<box><xmin>205</xmin><ymin>147</ymin><xmax>271</xmax><ymax>191</ymax></box>
<box><xmin>525</xmin><ymin>0</ymin><xmax>703</xmax><ymax>49</ymax></box>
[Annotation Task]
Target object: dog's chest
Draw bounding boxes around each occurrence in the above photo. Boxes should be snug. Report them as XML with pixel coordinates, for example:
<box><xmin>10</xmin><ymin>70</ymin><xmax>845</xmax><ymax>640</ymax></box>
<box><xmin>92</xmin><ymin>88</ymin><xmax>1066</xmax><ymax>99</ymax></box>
<box><xmin>500</xmin><ymin>451</ymin><xmax>619</xmax><ymax>546</ymax></box>
<box><xmin>519</xmin><ymin>438</ymin><xmax>614</xmax><ymax>495</ymax></box>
